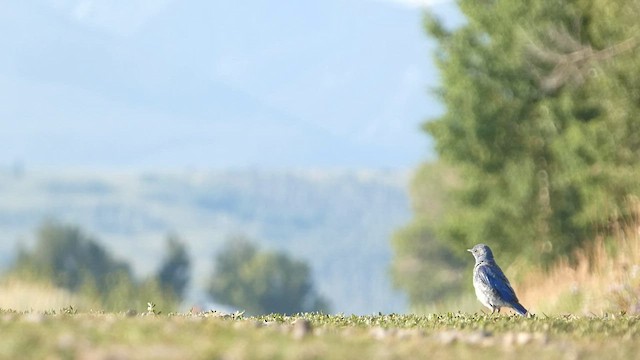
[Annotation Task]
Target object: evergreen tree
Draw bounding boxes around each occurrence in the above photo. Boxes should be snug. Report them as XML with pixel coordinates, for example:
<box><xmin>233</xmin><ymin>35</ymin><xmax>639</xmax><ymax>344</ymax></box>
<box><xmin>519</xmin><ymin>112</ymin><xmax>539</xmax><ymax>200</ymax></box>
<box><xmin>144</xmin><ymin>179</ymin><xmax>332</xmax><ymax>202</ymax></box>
<box><xmin>393</xmin><ymin>1</ymin><xmax>640</xmax><ymax>305</ymax></box>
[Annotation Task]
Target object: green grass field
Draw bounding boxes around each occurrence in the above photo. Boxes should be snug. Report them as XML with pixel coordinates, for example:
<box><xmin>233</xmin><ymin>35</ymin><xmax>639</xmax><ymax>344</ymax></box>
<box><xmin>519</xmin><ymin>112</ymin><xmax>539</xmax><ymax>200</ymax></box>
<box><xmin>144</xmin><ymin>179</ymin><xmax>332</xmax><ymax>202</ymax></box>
<box><xmin>2</xmin><ymin>310</ymin><xmax>638</xmax><ymax>359</ymax></box>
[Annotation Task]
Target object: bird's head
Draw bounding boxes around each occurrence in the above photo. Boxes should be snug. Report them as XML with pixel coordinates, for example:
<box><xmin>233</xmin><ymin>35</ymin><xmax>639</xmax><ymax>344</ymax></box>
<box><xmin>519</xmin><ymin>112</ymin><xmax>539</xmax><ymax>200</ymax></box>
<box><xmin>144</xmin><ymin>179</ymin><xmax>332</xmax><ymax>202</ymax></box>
<box><xmin>467</xmin><ymin>243</ymin><xmax>494</xmax><ymax>261</ymax></box>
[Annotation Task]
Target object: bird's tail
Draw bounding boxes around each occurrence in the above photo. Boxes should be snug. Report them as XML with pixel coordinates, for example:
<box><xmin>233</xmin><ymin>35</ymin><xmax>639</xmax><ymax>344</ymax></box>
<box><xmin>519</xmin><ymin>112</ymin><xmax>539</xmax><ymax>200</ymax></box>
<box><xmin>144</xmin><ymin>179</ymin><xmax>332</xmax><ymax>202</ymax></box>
<box><xmin>512</xmin><ymin>302</ymin><xmax>528</xmax><ymax>316</ymax></box>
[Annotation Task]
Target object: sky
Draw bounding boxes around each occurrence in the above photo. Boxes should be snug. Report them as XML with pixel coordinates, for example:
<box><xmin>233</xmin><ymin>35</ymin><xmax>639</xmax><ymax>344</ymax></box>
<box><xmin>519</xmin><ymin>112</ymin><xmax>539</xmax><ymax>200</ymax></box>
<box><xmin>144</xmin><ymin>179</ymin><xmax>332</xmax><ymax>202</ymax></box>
<box><xmin>0</xmin><ymin>0</ymin><xmax>462</xmax><ymax>171</ymax></box>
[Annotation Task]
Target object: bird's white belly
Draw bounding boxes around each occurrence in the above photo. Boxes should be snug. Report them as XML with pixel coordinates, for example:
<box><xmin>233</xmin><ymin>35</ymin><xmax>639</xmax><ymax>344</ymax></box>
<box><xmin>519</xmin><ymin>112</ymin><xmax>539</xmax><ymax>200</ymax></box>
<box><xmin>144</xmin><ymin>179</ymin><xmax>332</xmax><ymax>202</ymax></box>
<box><xmin>474</xmin><ymin>282</ymin><xmax>494</xmax><ymax>310</ymax></box>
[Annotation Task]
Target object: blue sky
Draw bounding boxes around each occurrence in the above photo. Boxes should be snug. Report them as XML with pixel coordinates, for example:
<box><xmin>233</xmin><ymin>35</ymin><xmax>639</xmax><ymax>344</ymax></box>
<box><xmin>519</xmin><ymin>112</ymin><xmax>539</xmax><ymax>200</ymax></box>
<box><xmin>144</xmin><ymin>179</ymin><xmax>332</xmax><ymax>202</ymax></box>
<box><xmin>0</xmin><ymin>0</ymin><xmax>462</xmax><ymax>170</ymax></box>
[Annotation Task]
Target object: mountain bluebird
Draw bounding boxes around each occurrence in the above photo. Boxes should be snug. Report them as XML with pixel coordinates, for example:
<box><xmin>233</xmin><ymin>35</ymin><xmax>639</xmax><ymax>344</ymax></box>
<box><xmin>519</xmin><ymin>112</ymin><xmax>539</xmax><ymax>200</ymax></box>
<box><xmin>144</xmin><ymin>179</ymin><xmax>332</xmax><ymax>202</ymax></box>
<box><xmin>467</xmin><ymin>244</ymin><xmax>528</xmax><ymax>316</ymax></box>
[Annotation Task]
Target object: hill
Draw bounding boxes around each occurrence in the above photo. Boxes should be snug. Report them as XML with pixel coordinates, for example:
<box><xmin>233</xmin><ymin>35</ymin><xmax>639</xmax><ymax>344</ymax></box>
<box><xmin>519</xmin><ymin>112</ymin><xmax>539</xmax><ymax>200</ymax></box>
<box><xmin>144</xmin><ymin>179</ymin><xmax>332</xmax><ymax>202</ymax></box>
<box><xmin>0</xmin><ymin>167</ymin><xmax>410</xmax><ymax>314</ymax></box>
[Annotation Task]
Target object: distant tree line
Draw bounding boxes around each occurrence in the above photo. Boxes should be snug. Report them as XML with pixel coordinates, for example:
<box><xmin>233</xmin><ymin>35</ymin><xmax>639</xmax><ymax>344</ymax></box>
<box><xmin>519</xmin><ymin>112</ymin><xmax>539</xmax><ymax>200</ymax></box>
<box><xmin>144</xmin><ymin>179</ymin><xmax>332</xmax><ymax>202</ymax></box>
<box><xmin>8</xmin><ymin>221</ymin><xmax>329</xmax><ymax>314</ymax></box>
<box><xmin>10</xmin><ymin>222</ymin><xmax>190</xmax><ymax>311</ymax></box>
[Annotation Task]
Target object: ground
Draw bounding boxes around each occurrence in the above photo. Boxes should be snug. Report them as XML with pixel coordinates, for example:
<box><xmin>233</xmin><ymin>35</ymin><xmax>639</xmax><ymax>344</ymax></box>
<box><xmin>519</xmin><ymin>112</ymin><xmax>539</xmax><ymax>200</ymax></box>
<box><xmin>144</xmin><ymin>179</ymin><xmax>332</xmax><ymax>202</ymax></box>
<box><xmin>1</xmin><ymin>310</ymin><xmax>639</xmax><ymax>359</ymax></box>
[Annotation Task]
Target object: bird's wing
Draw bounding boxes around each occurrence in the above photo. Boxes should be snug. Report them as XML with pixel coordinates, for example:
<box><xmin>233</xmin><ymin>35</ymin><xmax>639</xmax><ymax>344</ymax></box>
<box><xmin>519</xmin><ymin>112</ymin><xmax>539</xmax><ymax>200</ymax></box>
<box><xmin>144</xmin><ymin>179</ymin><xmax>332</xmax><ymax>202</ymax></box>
<box><xmin>476</xmin><ymin>263</ymin><xmax>519</xmax><ymax>303</ymax></box>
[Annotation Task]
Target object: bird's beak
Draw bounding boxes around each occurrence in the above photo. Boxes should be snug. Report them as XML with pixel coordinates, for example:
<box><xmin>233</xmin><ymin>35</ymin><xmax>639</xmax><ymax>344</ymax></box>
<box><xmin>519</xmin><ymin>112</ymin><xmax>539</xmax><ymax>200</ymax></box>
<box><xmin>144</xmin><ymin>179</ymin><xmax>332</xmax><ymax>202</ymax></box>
<box><xmin>466</xmin><ymin>249</ymin><xmax>472</xmax><ymax>252</ymax></box>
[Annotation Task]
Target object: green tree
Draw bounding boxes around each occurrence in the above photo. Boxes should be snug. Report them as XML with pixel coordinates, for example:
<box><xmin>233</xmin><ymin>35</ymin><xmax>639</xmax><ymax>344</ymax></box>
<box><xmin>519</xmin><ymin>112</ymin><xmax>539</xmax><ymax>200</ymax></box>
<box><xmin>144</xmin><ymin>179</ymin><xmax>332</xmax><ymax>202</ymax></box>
<box><xmin>13</xmin><ymin>222</ymin><xmax>133</xmax><ymax>295</ymax></box>
<box><xmin>207</xmin><ymin>237</ymin><xmax>330</xmax><ymax>315</ymax></box>
<box><xmin>11</xmin><ymin>222</ymin><xmax>179</xmax><ymax>312</ymax></box>
<box><xmin>156</xmin><ymin>234</ymin><xmax>191</xmax><ymax>301</ymax></box>
<box><xmin>391</xmin><ymin>162</ymin><xmax>466</xmax><ymax>305</ymax></box>
<box><xmin>394</xmin><ymin>1</ymin><xmax>640</xmax><ymax>306</ymax></box>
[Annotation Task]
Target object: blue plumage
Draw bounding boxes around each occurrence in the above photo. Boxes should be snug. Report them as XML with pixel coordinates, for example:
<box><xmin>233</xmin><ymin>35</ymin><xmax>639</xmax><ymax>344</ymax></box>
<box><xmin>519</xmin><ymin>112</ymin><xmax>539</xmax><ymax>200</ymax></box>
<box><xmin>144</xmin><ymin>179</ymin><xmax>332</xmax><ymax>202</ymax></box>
<box><xmin>468</xmin><ymin>244</ymin><xmax>528</xmax><ymax>316</ymax></box>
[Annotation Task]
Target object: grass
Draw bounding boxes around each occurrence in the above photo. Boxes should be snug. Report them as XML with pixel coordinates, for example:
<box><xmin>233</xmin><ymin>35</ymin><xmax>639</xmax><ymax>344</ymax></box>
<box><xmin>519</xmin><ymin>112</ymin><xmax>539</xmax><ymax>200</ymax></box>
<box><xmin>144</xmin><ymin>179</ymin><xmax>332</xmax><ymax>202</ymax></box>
<box><xmin>0</xmin><ymin>310</ymin><xmax>638</xmax><ymax>359</ymax></box>
<box><xmin>0</xmin><ymin>277</ymin><xmax>96</xmax><ymax>312</ymax></box>
<box><xmin>3</xmin><ymin>205</ymin><xmax>640</xmax><ymax>358</ymax></box>
<box><xmin>517</xmin><ymin>222</ymin><xmax>640</xmax><ymax>315</ymax></box>
<box><xmin>1</xmin><ymin>233</ymin><xmax>639</xmax><ymax>360</ymax></box>
<box><xmin>0</xmin><ymin>241</ymin><xmax>639</xmax><ymax>360</ymax></box>
<box><xmin>2</xmin><ymin>240</ymin><xmax>637</xmax><ymax>360</ymax></box>
<box><xmin>412</xmin><ymin>224</ymin><xmax>640</xmax><ymax>316</ymax></box>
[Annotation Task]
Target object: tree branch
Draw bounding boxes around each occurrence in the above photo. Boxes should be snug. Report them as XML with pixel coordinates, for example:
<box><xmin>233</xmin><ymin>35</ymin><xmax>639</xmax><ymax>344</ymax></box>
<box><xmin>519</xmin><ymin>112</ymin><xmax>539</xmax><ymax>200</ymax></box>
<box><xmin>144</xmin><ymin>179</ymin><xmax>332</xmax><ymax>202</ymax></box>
<box><xmin>526</xmin><ymin>28</ymin><xmax>639</xmax><ymax>92</ymax></box>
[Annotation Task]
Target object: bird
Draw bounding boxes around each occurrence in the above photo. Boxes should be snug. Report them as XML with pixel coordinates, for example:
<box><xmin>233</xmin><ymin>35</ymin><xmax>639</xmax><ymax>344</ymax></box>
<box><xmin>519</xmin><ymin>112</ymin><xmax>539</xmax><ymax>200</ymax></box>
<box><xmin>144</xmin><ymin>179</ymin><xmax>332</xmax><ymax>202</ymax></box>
<box><xmin>467</xmin><ymin>244</ymin><xmax>528</xmax><ymax>316</ymax></box>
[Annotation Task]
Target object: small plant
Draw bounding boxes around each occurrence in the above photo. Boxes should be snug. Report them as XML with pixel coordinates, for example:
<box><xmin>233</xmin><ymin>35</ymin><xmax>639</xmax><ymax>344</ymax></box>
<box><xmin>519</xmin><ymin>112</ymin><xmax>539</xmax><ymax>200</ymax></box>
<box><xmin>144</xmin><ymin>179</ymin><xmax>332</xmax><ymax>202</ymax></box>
<box><xmin>231</xmin><ymin>310</ymin><xmax>245</xmax><ymax>320</ymax></box>
<box><xmin>61</xmin><ymin>306</ymin><xmax>77</xmax><ymax>315</ymax></box>
<box><xmin>147</xmin><ymin>302</ymin><xmax>161</xmax><ymax>315</ymax></box>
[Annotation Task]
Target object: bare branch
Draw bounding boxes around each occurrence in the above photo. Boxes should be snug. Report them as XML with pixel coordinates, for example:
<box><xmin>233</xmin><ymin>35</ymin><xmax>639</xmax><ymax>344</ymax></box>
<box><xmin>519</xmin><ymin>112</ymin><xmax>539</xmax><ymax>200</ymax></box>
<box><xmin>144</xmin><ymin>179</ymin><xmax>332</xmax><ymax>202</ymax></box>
<box><xmin>525</xmin><ymin>28</ymin><xmax>639</xmax><ymax>92</ymax></box>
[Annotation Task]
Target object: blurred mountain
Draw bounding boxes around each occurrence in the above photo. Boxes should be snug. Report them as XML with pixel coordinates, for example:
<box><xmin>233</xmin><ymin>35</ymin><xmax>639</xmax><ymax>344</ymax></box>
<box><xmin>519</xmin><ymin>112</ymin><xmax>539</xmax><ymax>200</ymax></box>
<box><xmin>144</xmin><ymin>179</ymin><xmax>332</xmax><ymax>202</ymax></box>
<box><xmin>0</xmin><ymin>168</ymin><xmax>411</xmax><ymax>314</ymax></box>
<box><xmin>0</xmin><ymin>0</ymin><xmax>456</xmax><ymax>169</ymax></box>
